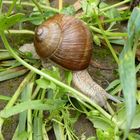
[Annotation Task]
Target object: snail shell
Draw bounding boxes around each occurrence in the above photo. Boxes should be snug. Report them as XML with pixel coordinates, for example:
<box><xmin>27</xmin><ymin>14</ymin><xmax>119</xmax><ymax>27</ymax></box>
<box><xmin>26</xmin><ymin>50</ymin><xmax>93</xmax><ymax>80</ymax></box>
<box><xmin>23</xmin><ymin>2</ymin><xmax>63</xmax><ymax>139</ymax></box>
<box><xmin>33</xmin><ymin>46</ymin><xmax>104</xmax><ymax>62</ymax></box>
<box><xmin>34</xmin><ymin>14</ymin><xmax>93</xmax><ymax>70</ymax></box>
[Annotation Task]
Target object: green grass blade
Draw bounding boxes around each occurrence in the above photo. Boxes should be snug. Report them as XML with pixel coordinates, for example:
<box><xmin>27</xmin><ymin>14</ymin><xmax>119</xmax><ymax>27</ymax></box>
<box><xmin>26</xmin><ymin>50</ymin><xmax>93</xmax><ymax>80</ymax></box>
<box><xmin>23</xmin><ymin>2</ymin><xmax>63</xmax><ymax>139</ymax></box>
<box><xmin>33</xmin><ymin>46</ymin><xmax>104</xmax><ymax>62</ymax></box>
<box><xmin>119</xmin><ymin>50</ymin><xmax>136</xmax><ymax>132</ymax></box>
<box><xmin>33</xmin><ymin>117</ymin><xmax>42</xmax><ymax>140</ymax></box>
<box><xmin>106</xmin><ymin>79</ymin><xmax>120</xmax><ymax>91</ymax></box>
<box><xmin>0</xmin><ymin>51</ymin><xmax>13</xmax><ymax>60</ymax></box>
<box><xmin>27</xmin><ymin>82</ymin><xmax>34</xmax><ymax>140</ymax></box>
<box><xmin>6</xmin><ymin>0</ymin><xmax>18</xmax><ymax>16</ymax></box>
<box><xmin>0</xmin><ymin>60</ymin><xmax>18</xmax><ymax>67</ymax></box>
<box><xmin>53</xmin><ymin>121</ymin><xmax>65</xmax><ymax>140</ymax></box>
<box><xmin>42</xmin><ymin>123</ymin><xmax>49</xmax><ymax>140</ymax></box>
<box><xmin>0</xmin><ymin>66</ymin><xmax>28</xmax><ymax>81</ymax></box>
<box><xmin>119</xmin><ymin>8</ymin><xmax>140</xmax><ymax>138</ymax></box>
<box><xmin>0</xmin><ymin>99</ymin><xmax>66</xmax><ymax>118</ymax></box>
<box><xmin>18</xmin><ymin>85</ymin><xmax>31</xmax><ymax>139</ymax></box>
<box><xmin>0</xmin><ymin>95</ymin><xmax>11</xmax><ymax>101</ymax></box>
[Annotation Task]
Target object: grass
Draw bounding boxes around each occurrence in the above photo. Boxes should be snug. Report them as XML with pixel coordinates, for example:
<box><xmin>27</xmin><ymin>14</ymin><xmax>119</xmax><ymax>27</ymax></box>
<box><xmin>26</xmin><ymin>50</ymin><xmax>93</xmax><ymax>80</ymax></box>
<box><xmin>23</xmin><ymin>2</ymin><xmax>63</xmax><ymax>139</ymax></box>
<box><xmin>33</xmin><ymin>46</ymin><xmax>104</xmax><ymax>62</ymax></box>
<box><xmin>0</xmin><ymin>0</ymin><xmax>140</xmax><ymax>139</ymax></box>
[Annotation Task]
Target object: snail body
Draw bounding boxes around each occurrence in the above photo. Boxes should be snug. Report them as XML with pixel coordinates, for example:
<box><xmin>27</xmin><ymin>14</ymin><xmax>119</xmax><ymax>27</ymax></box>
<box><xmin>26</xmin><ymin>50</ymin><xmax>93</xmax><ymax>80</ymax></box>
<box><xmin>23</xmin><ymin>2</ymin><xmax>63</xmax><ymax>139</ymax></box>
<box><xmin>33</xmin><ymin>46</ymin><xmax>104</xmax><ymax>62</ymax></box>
<box><xmin>34</xmin><ymin>14</ymin><xmax>93</xmax><ymax>70</ymax></box>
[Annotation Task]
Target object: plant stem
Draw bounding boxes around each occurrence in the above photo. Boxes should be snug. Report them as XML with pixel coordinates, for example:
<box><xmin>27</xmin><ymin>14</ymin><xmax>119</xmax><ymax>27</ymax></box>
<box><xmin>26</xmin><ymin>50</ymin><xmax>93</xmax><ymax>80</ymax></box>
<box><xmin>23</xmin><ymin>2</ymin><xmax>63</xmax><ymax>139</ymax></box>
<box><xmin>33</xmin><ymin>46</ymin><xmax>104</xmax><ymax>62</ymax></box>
<box><xmin>93</xmin><ymin>16</ymin><xmax>129</xmax><ymax>26</ymax></box>
<box><xmin>32</xmin><ymin>86</ymin><xmax>40</xmax><ymax>99</ymax></box>
<box><xmin>42</xmin><ymin>123</ymin><xmax>49</xmax><ymax>140</ymax></box>
<box><xmin>1</xmin><ymin>32</ymin><xmax>118</xmax><ymax>125</ymax></box>
<box><xmin>0</xmin><ymin>118</ymin><xmax>4</xmax><ymax>140</ymax></box>
<box><xmin>7</xmin><ymin>0</ymin><xmax>18</xmax><ymax>16</ymax></box>
<box><xmin>0</xmin><ymin>0</ymin><xmax>2</xmax><ymax>14</ymax></box>
<box><xmin>4</xmin><ymin>30</ymin><xmax>35</xmax><ymax>35</ymax></box>
<box><xmin>27</xmin><ymin>82</ymin><xmax>34</xmax><ymax>140</ymax></box>
<box><xmin>95</xmin><ymin>14</ymin><xmax>119</xmax><ymax>64</ymax></box>
<box><xmin>28</xmin><ymin>109</ymin><xmax>32</xmax><ymax>140</ymax></box>
<box><xmin>90</xmin><ymin>26</ymin><xmax>127</xmax><ymax>37</ymax></box>
<box><xmin>3</xmin><ymin>0</ymin><xmax>59</xmax><ymax>13</ymax></box>
<box><xmin>59</xmin><ymin>0</ymin><xmax>63</xmax><ymax>11</ymax></box>
<box><xmin>100</xmin><ymin>0</ymin><xmax>131</xmax><ymax>12</ymax></box>
<box><xmin>32</xmin><ymin>0</ymin><xmax>45</xmax><ymax>20</ymax></box>
<box><xmin>4</xmin><ymin>29</ymin><xmax>34</xmax><ymax>35</ymax></box>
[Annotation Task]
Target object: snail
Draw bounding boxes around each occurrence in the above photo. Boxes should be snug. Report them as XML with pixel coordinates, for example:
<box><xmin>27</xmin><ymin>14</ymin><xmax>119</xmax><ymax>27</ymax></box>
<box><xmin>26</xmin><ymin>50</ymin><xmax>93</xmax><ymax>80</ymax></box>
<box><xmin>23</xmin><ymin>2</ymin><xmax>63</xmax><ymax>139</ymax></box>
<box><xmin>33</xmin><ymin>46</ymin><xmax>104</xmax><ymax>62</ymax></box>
<box><xmin>20</xmin><ymin>14</ymin><xmax>120</xmax><ymax>108</ymax></box>
<box><xmin>34</xmin><ymin>14</ymin><xmax>92</xmax><ymax>71</ymax></box>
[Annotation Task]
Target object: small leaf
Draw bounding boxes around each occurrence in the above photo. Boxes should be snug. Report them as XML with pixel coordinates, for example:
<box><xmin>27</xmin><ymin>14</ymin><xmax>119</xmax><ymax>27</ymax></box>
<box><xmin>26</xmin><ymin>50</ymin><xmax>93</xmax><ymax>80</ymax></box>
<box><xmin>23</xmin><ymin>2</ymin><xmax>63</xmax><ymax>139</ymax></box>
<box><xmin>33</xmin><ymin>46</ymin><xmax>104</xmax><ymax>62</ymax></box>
<box><xmin>0</xmin><ymin>95</ymin><xmax>11</xmax><ymax>101</ymax></box>
<box><xmin>0</xmin><ymin>13</ymin><xmax>25</xmax><ymax>32</ymax></box>
<box><xmin>42</xmin><ymin>67</ymin><xmax>61</xmax><ymax>80</ymax></box>
<box><xmin>36</xmin><ymin>67</ymin><xmax>61</xmax><ymax>90</ymax></box>
<box><xmin>128</xmin><ymin>132</ymin><xmax>140</xmax><ymax>140</ymax></box>
<box><xmin>36</xmin><ymin>78</ymin><xmax>57</xmax><ymax>90</ymax></box>
<box><xmin>117</xmin><ymin>105</ymin><xmax>140</xmax><ymax>129</ymax></box>
<box><xmin>36</xmin><ymin>78</ymin><xmax>50</xmax><ymax>89</ymax></box>
<box><xmin>29</xmin><ymin>9</ymin><xmax>56</xmax><ymax>25</ymax></box>
<box><xmin>29</xmin><ymin>11</ymin><xmax>44</xmax><ymax>25</ymax></box>
<box><xmin>61</xmin><ymin>5</ymin><xmax>76</xmax><ymax>15</ymax></box>
<box><xmin>64</xmin><ymin>71</ymin><xmax>72</xmax><ymax>86</ymax></box>
<box><xmin>96</xmin><ymin>129</ymin><xmax>115</xmax><ymax>140</ymax></box>
<box><xmin>87</xmin><ymin>115</ymin><xmax>114</xmax><ymax>131</ymax></box>
<box><xmin>81</xmin><ymin>0</ymin><xmax>99</xmax><ymax>16</ymax></box>
<box><xmin>105</xmin><ymin>7</ymin><xmax>120</xmax><ymax>20</ymax></box>
<box><xmin>93</xmin><ymin>35</ymin><xmax>101</xmax><ymax>46</ymax></box>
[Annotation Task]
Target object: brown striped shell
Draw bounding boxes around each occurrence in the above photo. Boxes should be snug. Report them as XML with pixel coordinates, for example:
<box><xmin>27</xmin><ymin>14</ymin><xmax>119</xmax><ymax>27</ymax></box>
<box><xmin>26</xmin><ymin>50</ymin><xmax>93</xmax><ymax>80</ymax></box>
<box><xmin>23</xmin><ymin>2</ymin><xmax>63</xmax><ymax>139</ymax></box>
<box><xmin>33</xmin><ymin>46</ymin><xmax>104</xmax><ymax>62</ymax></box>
<box><xmin>34</xmin><ymin>14</ymin><xmax>93</xmax><ymax>70</ymax></box>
